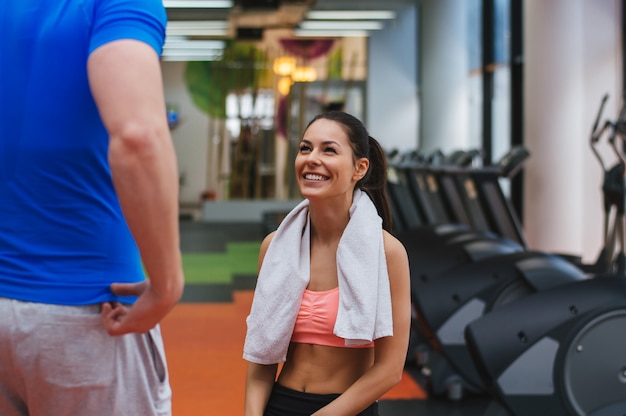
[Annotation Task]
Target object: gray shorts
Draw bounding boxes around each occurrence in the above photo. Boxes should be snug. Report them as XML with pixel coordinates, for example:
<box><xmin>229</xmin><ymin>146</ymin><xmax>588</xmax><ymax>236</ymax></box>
<box><xmin>0</xmin><ymin>297</ymin><xmax>172</xmax><ymax>416</ymax></box>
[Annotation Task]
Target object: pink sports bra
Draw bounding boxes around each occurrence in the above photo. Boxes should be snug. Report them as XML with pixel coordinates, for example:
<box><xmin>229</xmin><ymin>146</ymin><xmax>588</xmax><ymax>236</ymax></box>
<box><xmin>291</xmin><ymin>287</ymin><xmax>375</xmax><ymax>348</ymax></box>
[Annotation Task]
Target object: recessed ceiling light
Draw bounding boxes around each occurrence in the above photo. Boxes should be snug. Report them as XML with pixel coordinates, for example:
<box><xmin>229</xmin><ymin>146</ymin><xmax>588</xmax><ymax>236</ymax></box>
<box><xmin>294</xmin><ymin>29</ymin><xmax>370</xmax><ymax>38</ymax></box>
<box><xmin>164</xmin><ymin>39</ymin><xmax>226</xmax><ymax>49</ymax></box>
<box><xmin>161</xmin><ymin>49</ymin><xmax>224</xmax><ymax>61</ymax></box>
<box><xmin>306</xmin><ymin>10</ymin><xmax>396</xmax><ymax>20</ymax></box>
<box><xmin>163</xmin><ymin>0</ymin><xmax>233</xmax><ymax>8</ymax></box>
<box><xmin>167</xmin><ymin>21</ymin><xmax>229</xmax><ymax>29</ymax></box>
<box><xmin>166</xmin><ymin>21</ymin><xmax>229</xmax><ymax>36</ymax></box>
<box><xmin>299</xmin><ymin>21</ymin><xmax>384</xmax><ymax>31</ymax></box>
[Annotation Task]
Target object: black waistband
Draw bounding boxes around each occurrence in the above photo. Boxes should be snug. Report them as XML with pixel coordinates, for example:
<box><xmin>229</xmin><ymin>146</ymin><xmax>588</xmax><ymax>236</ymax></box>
<box><xmin>264</xmin><ymin>383</ymin><xmax>378</xmax><ymax>416</ymax></box>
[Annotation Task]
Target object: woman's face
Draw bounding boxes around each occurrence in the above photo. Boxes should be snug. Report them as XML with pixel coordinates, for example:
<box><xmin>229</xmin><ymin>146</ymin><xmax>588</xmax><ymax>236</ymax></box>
<box><xmin>295</xmin><ymin>119</ymin><xmax>368</xmax><ymax>200</ymax></box>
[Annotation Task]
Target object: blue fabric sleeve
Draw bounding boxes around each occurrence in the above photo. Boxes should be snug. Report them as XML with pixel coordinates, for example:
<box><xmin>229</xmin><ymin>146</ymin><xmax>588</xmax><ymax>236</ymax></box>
<box><xmin>89</xmin><ymin>0</ymin><xmax>167</xmax><ymax>55</ymax></box>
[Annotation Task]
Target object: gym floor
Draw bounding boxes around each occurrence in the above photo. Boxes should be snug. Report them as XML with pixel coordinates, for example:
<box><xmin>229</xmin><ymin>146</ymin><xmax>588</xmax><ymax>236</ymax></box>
<box><xmin>168</xmin><ymin>220</ymin><xmax>501</xmax><ymax>415</ymax></box>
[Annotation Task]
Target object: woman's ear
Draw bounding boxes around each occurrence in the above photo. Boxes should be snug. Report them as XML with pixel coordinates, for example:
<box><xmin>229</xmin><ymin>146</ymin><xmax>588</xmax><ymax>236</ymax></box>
<box><xmin>354</xmin><ymin>158</ymin><xmax>370</xmax><ymax>181</ymax></box>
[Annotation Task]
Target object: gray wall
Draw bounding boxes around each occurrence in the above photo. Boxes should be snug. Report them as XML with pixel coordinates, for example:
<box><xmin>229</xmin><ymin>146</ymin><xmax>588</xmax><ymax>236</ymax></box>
<box><xmin>367</xmin><ymin>2</ymin><xmax>420</xmax><ymax>152</ymax></box>
<box><xmin>419</xmin><ymin>0</ymin><xmax>471</xmax><ymax>154</ymax></box>
<box><xmin>523</xmin><ymin>0</ymin><xmax>621</xmax><ymax>260</ymax></box>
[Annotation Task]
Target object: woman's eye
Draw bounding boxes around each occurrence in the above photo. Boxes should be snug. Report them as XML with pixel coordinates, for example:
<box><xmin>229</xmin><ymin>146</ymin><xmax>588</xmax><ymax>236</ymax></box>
<box><xmin>324</xmin><ymin>147</ymin><xmax>337</xmax><ymax>153</ymax></box>
<box><xmin>299</xmin><ymin>145</ymin><xmax>311</xmax><ymax>152</ymax></box>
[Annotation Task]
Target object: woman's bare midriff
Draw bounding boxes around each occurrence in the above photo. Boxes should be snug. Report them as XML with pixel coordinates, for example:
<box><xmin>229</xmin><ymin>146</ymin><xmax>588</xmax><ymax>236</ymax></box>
<box><xmin>277</xmin><ymin>342</ymin><xmax>374</xmax><ymax>394</ymax></box>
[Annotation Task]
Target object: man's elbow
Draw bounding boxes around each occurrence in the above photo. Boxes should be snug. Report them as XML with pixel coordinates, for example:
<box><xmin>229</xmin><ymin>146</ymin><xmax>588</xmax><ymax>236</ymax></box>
<box><xmin>109</xmin><ymin>121</ymin><xmax>167</xmax><ymax>161</ymax></box>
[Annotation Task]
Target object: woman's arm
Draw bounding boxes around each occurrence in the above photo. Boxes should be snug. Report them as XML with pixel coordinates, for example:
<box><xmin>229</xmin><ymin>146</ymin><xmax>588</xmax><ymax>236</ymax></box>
<box><xmin>313</xmin><ymin>231</ymin><xmax>412</xmax><ymax>416</ymax></box>
<box><xmin>244</xmin><ymin>362</ymin><xmax>279</xmax><ymax>416</ymax></box>
<box><xmin>244</xmin><ymin>232</ymin><xmax>279</xmax><ymax>415</ymax></box>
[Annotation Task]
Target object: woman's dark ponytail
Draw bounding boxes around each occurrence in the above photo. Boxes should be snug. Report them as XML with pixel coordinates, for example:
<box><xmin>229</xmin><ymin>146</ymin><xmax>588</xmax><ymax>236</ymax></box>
<box><xmin>358</xmin><ymin>136</ymin><xmax>392</xmax><ymax>233</ymax></box>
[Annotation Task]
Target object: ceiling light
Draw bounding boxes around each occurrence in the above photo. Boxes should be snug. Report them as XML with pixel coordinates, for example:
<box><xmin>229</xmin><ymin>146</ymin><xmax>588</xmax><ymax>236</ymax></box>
<box><xmin>166</xmin><ymin>21</ymin><xmax>229</xmax><ymax>37</ymax></box>
<box><xmin>292</xmin><ymin>66</ymin><xmax>317</xmax><ymax>82</ymax></box>
<box><xmin>161</xmin><ymin>49</ymin><xmax>224</xmax><ymax>61</ymax></box>
<box><xmin>294</xmin><ymin>29</ymin><xmax>369</xmax><ymax>38</ymax></box>
<box><xmin>162</xmin><ymin>37</ymin><xmax>224</xmax><ymax>61</ymax></box>
<box><xmin>277</xmin><ymin>77</ymin><xmax>293</xmax><ymax>95</ymax></box>
<box><xmin>167</xmin><ymin>21</ymin><xmax>229</xmax><ymax>29</ymax></box>
<box><xmin>306</xmin><ymin>10</ymin><xmax>396</xmax><ymax>20</ymax></box>
<box><xmin>299</xmin><ymin>21</ymin><xmax>384</xmax><ymax>31</ymax></box>
<box><xmin>166</xmin><ymin>28</ymin><xmax>229</xmax><ymax>36</ymax></box>
<box><xmin>273</xmin><ymin>56</ymin><xmax>296</xmax><ymax>76</ymax></box>
<box><xmin>163</xmin><ymin>39</ymin><xmax>226</xmax><ymax>49</ymax></box>
<box><xmin>163</xmin><ymin>0</ymin><xmax>233</xmax><ymax>8</ymax></box>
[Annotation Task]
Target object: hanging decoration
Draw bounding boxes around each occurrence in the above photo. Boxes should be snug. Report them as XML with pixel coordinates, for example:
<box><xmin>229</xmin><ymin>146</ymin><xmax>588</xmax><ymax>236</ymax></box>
<box><xmin>272</xmin><ymin>38</ymin><xmax>335</xmax><ymax>97</ymax></box>
<box><xmin>278</xmin><ymin>39</ymin><xmax>335</xmax><ymax>60</ymax></box>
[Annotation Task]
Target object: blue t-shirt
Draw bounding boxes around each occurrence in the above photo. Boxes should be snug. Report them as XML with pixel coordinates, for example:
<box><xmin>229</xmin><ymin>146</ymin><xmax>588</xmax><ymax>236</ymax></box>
<box><xmin>0</xmin><ymin>0</ymin><xmax>167</xmax><ymax>305</ymax></box>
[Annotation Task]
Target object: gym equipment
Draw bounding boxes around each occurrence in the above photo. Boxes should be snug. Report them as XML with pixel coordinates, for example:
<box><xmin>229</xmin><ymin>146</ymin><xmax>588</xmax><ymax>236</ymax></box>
<box><xmin>463</xmin><ymin>95</ymin><xmax>626</xmax><ymax>415</ymax></box>
<box><xmin>393</xmin><ymin>148</ymin><xmax>529</xmax><ymax>280</ymax></box>
<box><xmin>388</xmin><ymin>149</ymin><xmax>524</xmax><ymax>395</ymax></box>
<box><xmin>386</xmin><ymin>149</ymin><xmax>429</xmax><ymax>232</ymax></box>
<box><xmin>407</xmin><ymin>147</ymin><xmax>591</xmax><ymax>400</ymax></box>
<box><xmin>579</xmin><ymin>93</ymin><xmax>626</xmax><ymax>274</ymax></box>
<box><xmin>465</xmin><ymin>276</ymin><xmax>626</xmax><ymax>416</ymax></box>
<box><xmin>413</xmin><ymin>250</ymin><xmax>587</xmax><ymax>397</ymax></box>
<box><xmin>391</xmin><ymin>148</ymin><xmax>543</xmax><ymax>399</ymax></box>
<box><xmin>387</xmin><ymin>148</ymin><xmax>480</xmax><ymax>232</ymax></box>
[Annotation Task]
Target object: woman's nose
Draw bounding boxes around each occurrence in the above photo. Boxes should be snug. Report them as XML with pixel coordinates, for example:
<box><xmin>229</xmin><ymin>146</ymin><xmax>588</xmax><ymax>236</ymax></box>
<box><xmin>305</xmin><ymin>150</ymin><xmax>321</xmax><ymax>164</ymax></box>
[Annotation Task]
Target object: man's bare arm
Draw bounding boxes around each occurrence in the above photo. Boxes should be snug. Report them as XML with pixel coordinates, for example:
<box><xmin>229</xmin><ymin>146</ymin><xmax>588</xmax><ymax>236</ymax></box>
<box><xmin>88</xmin><ymin>39</ymin><xmax>184</xmax><ymax>334</ymax></box>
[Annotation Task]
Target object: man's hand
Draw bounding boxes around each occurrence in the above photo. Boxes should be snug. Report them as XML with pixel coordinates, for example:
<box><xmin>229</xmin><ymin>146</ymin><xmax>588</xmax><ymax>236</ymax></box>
<box><xmin>100</xmin><ymin>279</ymin><xmax>182</xmax><ymax>335</ymax></box>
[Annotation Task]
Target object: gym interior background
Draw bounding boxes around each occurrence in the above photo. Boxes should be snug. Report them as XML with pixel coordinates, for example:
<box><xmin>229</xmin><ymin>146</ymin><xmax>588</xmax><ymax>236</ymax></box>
<box><xmin>165</xmin><ymin>0</ymin><xmax>625</xmax><ymax>264</ymax></box>
<box><xmin>157</xmin><ymin>0</ymin><xmax>626</xmax><ymax>414</ymax></box>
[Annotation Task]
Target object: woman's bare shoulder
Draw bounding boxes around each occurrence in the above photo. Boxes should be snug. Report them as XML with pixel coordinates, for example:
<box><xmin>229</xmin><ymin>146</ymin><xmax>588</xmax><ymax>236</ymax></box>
<box><xmin>258</xmin><ymin>231</ymin><xmax>277</xmax><ymax>268</ymax></box>
<box><xmin>382</xmin><ymin>230</ymin><xmax>408</xmax><ymax>260</ymax></box>
<box><xmin>382</xmin><ymin>230</ymin><xmax>411</xmax><ymax>303</ymax></box>
<box><xmin>261</xmin><ymin>230</ymin><xmax>277</xmax><ymax>248</ymax></box>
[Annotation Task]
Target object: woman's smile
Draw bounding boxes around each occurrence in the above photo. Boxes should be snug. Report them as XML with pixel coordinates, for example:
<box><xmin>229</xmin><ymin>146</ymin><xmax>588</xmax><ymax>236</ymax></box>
<box><xmin>303</xmin><ymin>173</ymin><xmax>330</xmax><ymax>181</ymax></box>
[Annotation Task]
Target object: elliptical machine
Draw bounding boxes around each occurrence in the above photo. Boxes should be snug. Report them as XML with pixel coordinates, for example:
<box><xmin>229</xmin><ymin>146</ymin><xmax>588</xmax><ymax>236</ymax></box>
<box><xmin>395</xmin><ymin>148</ymin><xmax>528</xmax><ymax>284</ymax></box>
<box><xmin>409</xmin><ymin>148</ymin><xmax>587</xmax><ymax>401</ymax></box>
<box><xmin>464</xmin><ymin>94</ymin><xmax>626</xmax><ymax>416</ymax></box>
<box><xmin>388</xmin><ymin>148</ymin><xmax>528</xmax><ymax>398</ymax></box>
<box><xmin>579</xmin><ymin>93</ymin><xmax>626</xmax><ymax>275</ymax></box>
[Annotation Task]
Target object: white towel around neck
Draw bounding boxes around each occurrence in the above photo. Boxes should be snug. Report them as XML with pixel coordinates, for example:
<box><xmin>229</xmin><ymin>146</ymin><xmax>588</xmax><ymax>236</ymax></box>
<box><xmin>242</xmin><ymin>189</ymin><xmax>393</xmax><ymax>365</ymax></box>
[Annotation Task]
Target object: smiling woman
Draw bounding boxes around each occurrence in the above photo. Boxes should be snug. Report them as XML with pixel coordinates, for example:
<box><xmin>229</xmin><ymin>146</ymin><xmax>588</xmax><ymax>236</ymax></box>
<box><xmin>243</xmin><ymin>111</ymin><xmax>411</xmax><ymax>416</ymax></box>
<box><xmin>295</xmin><ymin>118</ymin><xmax>368</xmax><ymax>201</ymax></box>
